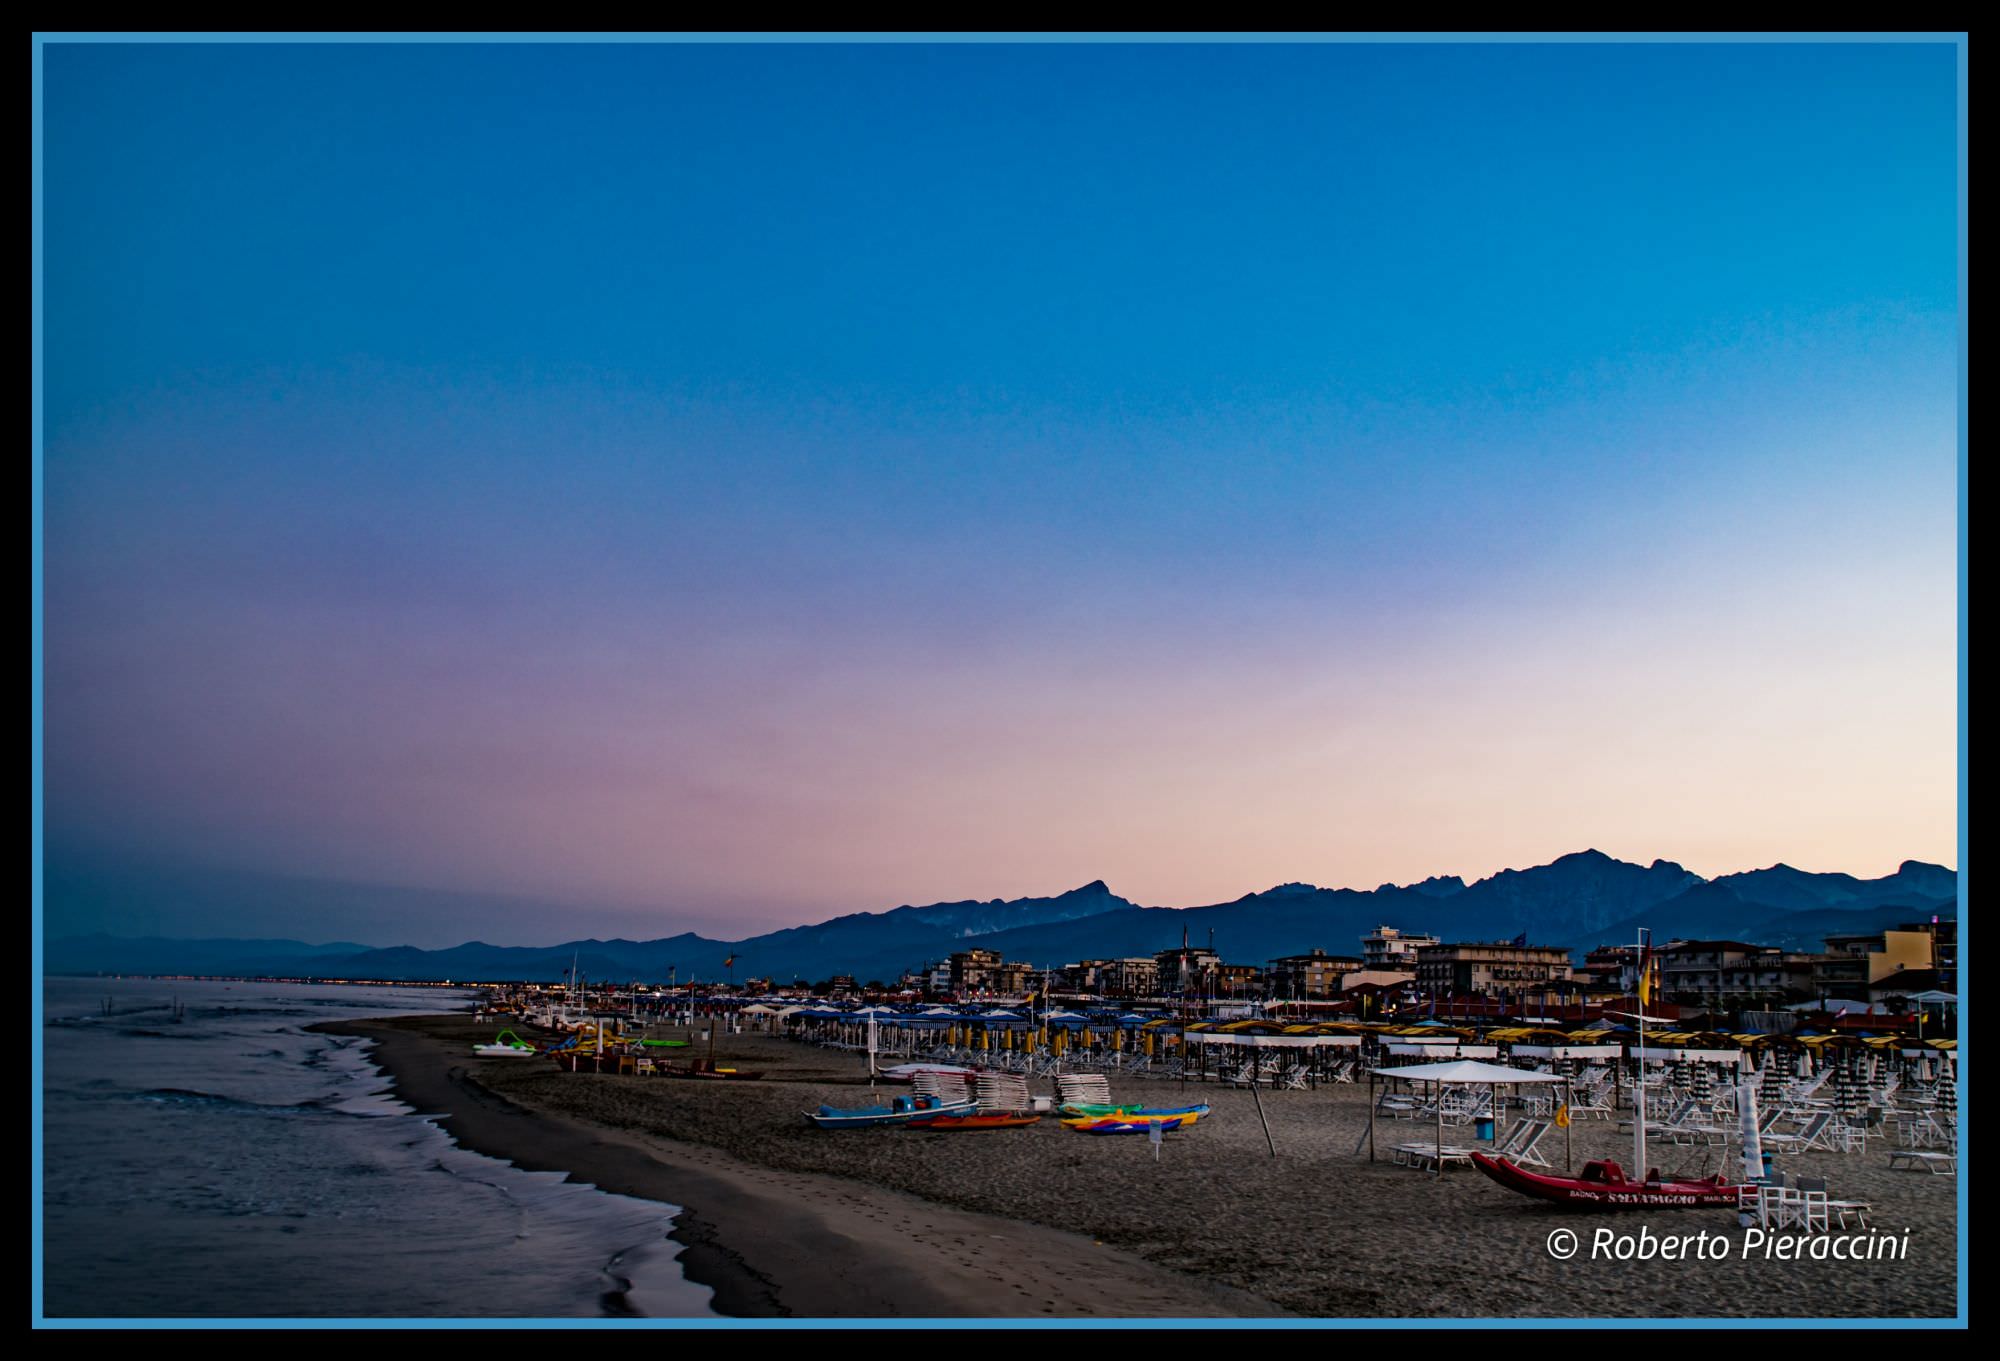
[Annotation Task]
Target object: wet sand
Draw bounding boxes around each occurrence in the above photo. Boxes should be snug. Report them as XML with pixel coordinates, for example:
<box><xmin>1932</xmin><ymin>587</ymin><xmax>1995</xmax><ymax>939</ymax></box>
<box><xmin>322</xmin><ymin>1016</ymin><xmax>1276</xmax><ymax>1318</ymax></box>
<box><xmin>327</xmin><ymin>1014</ymin><xmax>1959</xmax><ymax>1319</ymax></box>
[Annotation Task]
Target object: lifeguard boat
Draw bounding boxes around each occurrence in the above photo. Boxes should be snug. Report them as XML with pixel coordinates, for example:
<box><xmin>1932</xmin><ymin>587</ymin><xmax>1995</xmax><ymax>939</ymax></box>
<box><xmin>1471</xmin><ymin>1153</ymin><xmax>1745</xmax><ymax>1209</ymax></box>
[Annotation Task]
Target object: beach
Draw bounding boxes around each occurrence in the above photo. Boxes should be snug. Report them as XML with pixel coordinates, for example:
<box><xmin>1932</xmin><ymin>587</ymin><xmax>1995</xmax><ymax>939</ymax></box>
<box><xmin>327</xmin><ymin>1014</ymin><xmax>1959</xmax><ymax>1319</ymax></box>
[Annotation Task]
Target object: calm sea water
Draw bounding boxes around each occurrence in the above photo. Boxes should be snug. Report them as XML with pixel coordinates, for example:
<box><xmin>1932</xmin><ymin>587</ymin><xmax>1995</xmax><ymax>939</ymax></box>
<box><xmin>39</xmin><ymin>977</ymin><xmax>716</xmax><ymax>1319</ymax></box>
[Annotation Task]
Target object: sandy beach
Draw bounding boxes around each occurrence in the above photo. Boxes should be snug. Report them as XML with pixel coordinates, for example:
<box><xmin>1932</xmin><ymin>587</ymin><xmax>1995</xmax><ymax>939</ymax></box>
<box><xmin>325</xmin><ymin>1014</ymin><xmax>1959</xmax><ymax>1319</ymax></box>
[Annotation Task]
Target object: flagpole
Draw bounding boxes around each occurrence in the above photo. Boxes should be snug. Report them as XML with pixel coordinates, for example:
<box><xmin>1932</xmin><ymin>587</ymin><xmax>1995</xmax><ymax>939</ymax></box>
<box><xmin>1634</xmin><ymin>927</ymin><xmax>1650</xmax><ymax>1180</ymax></box>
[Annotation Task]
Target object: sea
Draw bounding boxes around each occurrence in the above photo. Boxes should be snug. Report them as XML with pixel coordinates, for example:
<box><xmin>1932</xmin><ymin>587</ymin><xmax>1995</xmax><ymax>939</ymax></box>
<box><xmin>39</xmin><ymin>976</ymin><xmax>717</xmax><ymax>1320</ymax></box>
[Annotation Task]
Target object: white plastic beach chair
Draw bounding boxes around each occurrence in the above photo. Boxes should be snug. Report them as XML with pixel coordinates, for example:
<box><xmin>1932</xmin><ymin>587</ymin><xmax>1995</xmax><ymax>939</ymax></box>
<box><xmin>1792</xmin><ymin>1173</ymin><xmax>1872</xmax><ymax>1229</ymax></box>
<box><xmin>1794</xmin><ymin>1177</ymin><xmax>1840</xmax><ymax>1233</ymax></box>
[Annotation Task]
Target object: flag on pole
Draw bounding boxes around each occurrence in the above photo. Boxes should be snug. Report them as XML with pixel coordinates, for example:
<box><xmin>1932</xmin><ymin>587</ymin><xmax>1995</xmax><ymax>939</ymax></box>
<box><xmin>1512</xmin><ymin>932</ymin><xmax>1529</xmax><ymax>947</ymax></box>
<box><xmin>1637</xmin><ymin>946</ymin><xmax>1655</xmax><ymax>1006</ymax></box>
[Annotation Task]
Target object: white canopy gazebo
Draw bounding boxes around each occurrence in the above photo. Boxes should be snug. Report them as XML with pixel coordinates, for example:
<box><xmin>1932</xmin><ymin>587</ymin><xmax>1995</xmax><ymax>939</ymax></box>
<box><xmin>1366</xmin><ymin>1059</ymin><xmax>1569</xmax><ymax>1174</ymax></box>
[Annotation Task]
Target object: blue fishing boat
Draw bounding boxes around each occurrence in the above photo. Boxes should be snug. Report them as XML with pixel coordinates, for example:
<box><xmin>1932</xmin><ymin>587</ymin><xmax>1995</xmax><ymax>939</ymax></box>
<box><xmin>803</xmin><ymin>1092</ymin><xmax>977</xmax><ymax>1129</ymax></box>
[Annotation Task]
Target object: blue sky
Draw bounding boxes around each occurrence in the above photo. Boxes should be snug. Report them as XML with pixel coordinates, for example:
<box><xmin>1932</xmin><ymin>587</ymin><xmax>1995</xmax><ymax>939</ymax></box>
<box><xmin>40</xmin><ymin>40</ymin><xmax>1960</xmax><ymax>944</ymax></box>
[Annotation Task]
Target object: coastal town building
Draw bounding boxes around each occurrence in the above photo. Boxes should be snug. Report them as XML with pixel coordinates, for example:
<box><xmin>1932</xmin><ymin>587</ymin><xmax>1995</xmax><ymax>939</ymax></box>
<box><xmin>1577</xmin><ymin>944</ymin><xmax>1641</xmax><ymax>993</ymax></box>
<box><xmin>1213</xmin><ymin>962</ymin><xmax>1263</xmax><ymax>997</ymax></box>
<box><xmin>985</xmin><ymin>961</ymin><xmax>1036</xmax><ymax>996</ymax></box>
<box><xmin>1054</xmin><ymin>960</ymin><xmax>1106</xmax><ymax>993</ymax></box>
<box><xmin>1053</xmin><ymin>957</ymin><xmax>1163</xmax><ymax>997</ymax></box>
<box><xmin>949</xmin><ymin>948</ymin><xmax>1034</xmax><ymax>994</ymax></box>
<box><xmin>1656</xmin><ymin>940</ymin><xmax>1818</xmax><ymax>1009</ymax></box>
<box><xmin>1413</xmin><ymin>940</ymin><xmax>1573</xmax><ymax>998</ymax></box>
<box><xmin>1362</xmin><ymin>926</ymin><xmax>1439</xmax><ymax>970</ymax></box>
<box><xmin>1813</xmin><ymin>925</ymin><xmax>1950</xmax><ymax>1002</ymax></box>
<box><xmin>1154</xmin><ymin>944</ymin><xmax>1222</xmax><ymax>995</ymax></box>
<box><xmin>1101</xmin><ymin>957</ymin><xmax>1160</xmax><ymax>997</ymax></box>
<box><xmin>947</xmin><ymin>948</ymin><xmax>1002</xmax><ymax>990</ymax></box>
<box><xmin>1268</xmin><ymin>948</ymin><xmax>1365</xmax><ymax>999</ymax></box>
<box><xmin>1931</xmin><ymin>918</ymin><xmax>1958</xmax><ymax>992</ymax></box>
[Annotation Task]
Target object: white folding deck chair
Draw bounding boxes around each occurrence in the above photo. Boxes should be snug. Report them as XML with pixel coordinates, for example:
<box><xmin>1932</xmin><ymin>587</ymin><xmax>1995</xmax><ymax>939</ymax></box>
<box><xmin>1766</xmin><ymin>1111</ymin><xmax>1835</xmax><ymax>1155</ymax></box>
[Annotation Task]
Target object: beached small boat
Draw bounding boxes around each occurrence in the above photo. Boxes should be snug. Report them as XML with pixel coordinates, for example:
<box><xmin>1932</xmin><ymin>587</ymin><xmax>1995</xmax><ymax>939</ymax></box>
<box><xmin>1060</xmin><ymin>1102</ymin><xmax>1210</xmax><ymax>1122</ymax></box>
<box><xmin>663</xmin><ymin>1061</ymin><xmax>764</xmax><ymax>1080</ymax></box>
<box><xmin>1470</xmin><ymin>1154</ymin><xmax>1745</xmax><ymax>1209</ymax></box>
<box><xmin>472</xmin><ymin>1030</ymin><xmax>539</xmax><ymax>1058</ymax></box>
<box><xmin>1060</xmin><ymin>1107</ymin><xmax>1203</xmax><ymax>1128</ymax></box>
<box><xmin>1065</xmin><ymin>1115</ymin><xmax>1189</xmax><ymax>1135</ymax></box>
<box><xmin>908</xmin><ymin>1112</ymin><xmax>1041</xmax><ymax>1132</ymax></box>
<box><xmin>805</xmin><ymin>1093</ymin><xmax>977</xmax><ymax>1129</ymax></box>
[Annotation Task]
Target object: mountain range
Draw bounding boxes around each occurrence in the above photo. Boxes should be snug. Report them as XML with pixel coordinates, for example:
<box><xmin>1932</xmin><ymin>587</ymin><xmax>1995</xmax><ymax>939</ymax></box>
<box><xmin>44</xmin><ymin>851</ymin><xmax>1957</xmax><ymax>985</ymax></box>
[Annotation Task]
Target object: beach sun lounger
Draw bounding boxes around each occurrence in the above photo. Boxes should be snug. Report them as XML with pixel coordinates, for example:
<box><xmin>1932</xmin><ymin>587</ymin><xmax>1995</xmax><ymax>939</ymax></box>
<box><xmin>1886</xmin><ymin>1150</ymin><xmax>1957</xmax><ymax>1175</ymax></box>
<box><xmin>1391</xmin><ymin>1142</ymin><xmax>1475</xmax><ymax>1172</ymax></box>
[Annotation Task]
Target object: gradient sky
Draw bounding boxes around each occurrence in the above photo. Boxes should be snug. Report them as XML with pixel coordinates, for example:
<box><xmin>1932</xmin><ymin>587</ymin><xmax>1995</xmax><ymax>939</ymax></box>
<box><xmin>40</xmin><ymin>40</ymin><xmax>1959</xmax><ymax>946</ymax></box>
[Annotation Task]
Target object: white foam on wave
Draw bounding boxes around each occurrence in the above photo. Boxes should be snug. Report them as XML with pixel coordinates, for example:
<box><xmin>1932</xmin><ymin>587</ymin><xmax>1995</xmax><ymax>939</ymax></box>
<box><xmin>41</xmin><ymin>977</ymin><xmax>717</xmax><ymax>1320</ymax></box>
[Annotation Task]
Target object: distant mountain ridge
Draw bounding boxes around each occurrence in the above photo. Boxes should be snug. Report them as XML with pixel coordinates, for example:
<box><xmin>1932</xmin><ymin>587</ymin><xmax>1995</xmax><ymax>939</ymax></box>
<box><xmin>42</xmin><ymin>934</ymin><xmax>376</xmax><ymax>979</ymax></box>
<box><xmin>46</xmin><ymin>854</ymin><xmax>1957</xmax><ymax>984</ymax></box>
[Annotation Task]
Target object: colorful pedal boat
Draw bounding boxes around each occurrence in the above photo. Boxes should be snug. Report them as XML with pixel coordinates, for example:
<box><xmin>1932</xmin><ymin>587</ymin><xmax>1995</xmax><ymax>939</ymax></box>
<box><xmin>804</xmin><ymin>1093</ymin><xmax>978</xmax><ymax>1129</ymax></box>
<box><xmin>1059</xmin><ymin>1102</ymin><xmax>1210</xmax><ymax>1122</ymax></box>
<box><xmin>1065</xmin><ymin>1115</ymin><xmax>1190</xmax><ymax>1135</ymax></box>
<box><xmin>1470</xmin><ymin>1153</ymin><xmax>1746</xmax><ymax>1209</ymax></box>
<box><xmin>472</xmin><ymin>1029</ymin><xmax>540</xmax><ymax>1057</ymax></box>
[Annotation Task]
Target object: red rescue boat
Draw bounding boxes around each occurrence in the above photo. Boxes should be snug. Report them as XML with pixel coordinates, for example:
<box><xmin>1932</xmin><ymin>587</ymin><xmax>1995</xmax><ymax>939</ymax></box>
<box><xmin>1471</xmin><ymin>1153</ymin><xmax>1745</xmax><ymax>1209</ymax></box>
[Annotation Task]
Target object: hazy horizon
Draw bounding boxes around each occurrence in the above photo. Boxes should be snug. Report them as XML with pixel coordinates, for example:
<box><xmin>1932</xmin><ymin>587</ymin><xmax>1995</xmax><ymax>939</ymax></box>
<box><xmin>41</xmin><ymin>42</ymin><xmax>1959</xmax><ymax>948</ymax></box>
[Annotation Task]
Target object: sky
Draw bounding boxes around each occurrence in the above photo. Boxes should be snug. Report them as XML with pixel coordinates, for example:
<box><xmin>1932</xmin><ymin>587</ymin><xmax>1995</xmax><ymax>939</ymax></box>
<box><xmin>39</xmin><ymin>40</ymin><xmax>1960</xmax><ymax>946</ymax></box>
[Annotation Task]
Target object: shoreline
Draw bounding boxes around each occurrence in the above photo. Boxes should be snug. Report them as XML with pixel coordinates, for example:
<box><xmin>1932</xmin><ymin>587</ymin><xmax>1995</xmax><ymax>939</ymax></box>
<box><xmin>319</xmin><ymin>1016</ymin><xmax>1274</xmax><ymax>1319</ymax></box>
<box><xmin>319</xmin><ymin>1019</ymin><xmax>775</xmax><ymax>1317</ymax></box>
